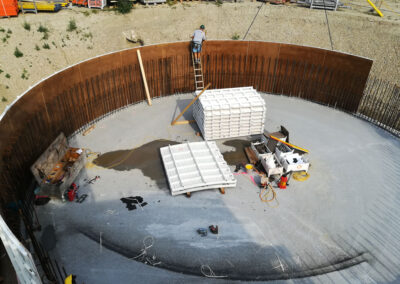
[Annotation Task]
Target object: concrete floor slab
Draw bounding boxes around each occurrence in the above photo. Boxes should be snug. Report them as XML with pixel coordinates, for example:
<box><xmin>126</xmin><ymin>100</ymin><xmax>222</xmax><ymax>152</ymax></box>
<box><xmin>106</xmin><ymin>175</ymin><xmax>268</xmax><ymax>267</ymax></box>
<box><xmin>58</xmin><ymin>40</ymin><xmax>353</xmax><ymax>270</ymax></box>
<box><xmin>35</xmin><ymin>93</ymin><xmax>400</xmax><ymax>283</ymax></box>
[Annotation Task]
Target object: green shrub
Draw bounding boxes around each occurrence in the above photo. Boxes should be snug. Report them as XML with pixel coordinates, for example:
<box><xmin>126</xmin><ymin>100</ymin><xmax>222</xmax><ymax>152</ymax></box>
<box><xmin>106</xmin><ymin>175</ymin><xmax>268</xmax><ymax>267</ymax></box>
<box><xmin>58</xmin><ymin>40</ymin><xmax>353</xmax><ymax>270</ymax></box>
<box><xmin>5</xmin><ymin>73</ymin><xmax>11</xmax><ymax>78</ymax></box>
<box><xmin>0</xmin><ymin>69</ymin><xmax>3</xmax><ymax>74</ymax></box>
<box><xmin>116</xmin><ymin>0</ymin><xmax>132</xmax><ymax>14</ymax></box>
<box><xmin>0</xmin><ymin>27</ymin><xmax>5</xmax><ymax>32</ymax></box>
<box><xmin>23</xmin><ymin>21</ymin><xmax>31</xmax><ymax>31</ymax></box>
<box><xmin>43</xmin><ymin>43</ymin><xmax>50</xmax><ymax>49</ymax></box>
<box><xmin>21</xmin><ymin>68</ymin><xmax>29</xmax><ymax>80</ymax></box>
<box><xmin>7</xmin><ymin>28</ymin><xmax>12</xmax><ymax>34</ymax></box>
<box><xmin>37</xmin><ymin>24</ymin><xmax>49</xmax><ymax>40</ymax></box>
<box><xmin>231</xmin><ymin>33</ymin><xmax>240</xmax><ymax>40</ymax></box>
<box><xmin>83</xmin><ymin>10</ymin><xmax>90</xmax><ymax>16</ymax></box>
<box><xmin>14</xmin><ymin>47</ymin><xmax>23</xmax><ymax>58</ymax></box>
<box><xmin>37</xmin><ymin>24</ymin><xmax>48</xmax><ymax>33</ymax></box>
<box><xmin>1</xmin><ymin>96</ymin><xmax>7</xmax><ymax>102</ymax></box>
<box><xmin>83</xmin><ymin>32</ymin><xmax>92</xmax><ymax>39</ymax></box>
<box><xmin>67</xmin><ymin>19</ymin><xmax>77</xmax><ymax>32</ymax></box>
<box><xmin>215</xmin><ymin>0</ymin><xmax>223</xmax><ymax>7</ymax></box>
<box><xmin>91</xmin><ymin>9</ymin><xmax>98</xmax><ymax>14</ymax></box>
<box><xmin>35</xmin><ymin>44</ymin><xmax>40</xmax><ymax>51</ymax></box>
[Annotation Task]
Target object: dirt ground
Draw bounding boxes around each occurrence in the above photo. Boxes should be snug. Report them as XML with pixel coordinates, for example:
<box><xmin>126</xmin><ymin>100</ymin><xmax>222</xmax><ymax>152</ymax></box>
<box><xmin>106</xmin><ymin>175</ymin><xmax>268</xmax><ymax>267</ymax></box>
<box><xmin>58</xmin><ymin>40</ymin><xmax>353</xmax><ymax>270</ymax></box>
<box><xmin>0</xmin><ymin>0</ymin><xmax>399</xmax><ymax>113</ymax></box>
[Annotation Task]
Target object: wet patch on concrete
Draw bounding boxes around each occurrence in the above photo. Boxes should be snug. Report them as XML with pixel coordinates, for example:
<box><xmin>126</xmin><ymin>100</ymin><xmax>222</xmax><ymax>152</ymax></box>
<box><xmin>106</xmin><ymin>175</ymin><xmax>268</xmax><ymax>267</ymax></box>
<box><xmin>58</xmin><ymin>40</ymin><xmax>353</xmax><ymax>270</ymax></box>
<box><xmin>222</xmin><ymin>139</ymin><xmax>251</xmax><ymax>165</ymax></box>
<box><xmin>93</xmin><ymin>140</ymin><xmax>179</xmax><ymax>186</ymax></box>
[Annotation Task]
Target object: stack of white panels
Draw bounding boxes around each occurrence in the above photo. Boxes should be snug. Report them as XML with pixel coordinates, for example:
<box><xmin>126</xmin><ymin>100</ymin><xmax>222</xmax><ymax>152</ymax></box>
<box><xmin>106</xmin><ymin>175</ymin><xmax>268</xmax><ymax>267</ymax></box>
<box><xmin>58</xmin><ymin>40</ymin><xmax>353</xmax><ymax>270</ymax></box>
<box><xmin>160</xmin><ymin>141</ymin><xmax>236</xmax><ymax>196</ymax></box>
<box><xmin>193</xmin><ymin>87</ymin><xmax>266</xmax><ymax>140</ymax></box>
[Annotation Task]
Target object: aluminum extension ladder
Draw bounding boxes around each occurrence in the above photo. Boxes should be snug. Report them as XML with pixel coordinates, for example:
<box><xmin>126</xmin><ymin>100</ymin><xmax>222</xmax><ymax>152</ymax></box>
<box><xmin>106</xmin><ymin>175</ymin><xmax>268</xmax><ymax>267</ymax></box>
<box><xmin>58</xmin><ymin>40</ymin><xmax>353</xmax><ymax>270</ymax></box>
<box><xmin>191</xmin><ymin>52</ymin><xmax>204</xmax><ymax>91</ymax></box>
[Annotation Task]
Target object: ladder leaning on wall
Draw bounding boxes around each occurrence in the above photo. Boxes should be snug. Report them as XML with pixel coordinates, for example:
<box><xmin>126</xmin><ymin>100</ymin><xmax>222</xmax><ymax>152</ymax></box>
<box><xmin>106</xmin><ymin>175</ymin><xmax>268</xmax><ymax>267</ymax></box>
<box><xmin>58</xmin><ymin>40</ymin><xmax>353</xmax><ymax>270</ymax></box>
<box><xmin>191</xmin><ymin>52</ymin><xmax>204</xmax><ymax>91</ymax></box>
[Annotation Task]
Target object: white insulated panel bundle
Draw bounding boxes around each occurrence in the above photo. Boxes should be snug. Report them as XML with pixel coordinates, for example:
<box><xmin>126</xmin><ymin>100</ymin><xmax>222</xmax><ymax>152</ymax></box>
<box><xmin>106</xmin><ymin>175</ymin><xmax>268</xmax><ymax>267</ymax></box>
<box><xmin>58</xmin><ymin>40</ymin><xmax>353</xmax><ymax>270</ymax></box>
<box><xmin>193</xmin><ymin>87</ymin><xmax>266</xmax><ymax>140</ymax></box>
<box><xmin>160</xmin><ymin>141</ymin><xmax>236</xmax><ymax>196</ymax></box>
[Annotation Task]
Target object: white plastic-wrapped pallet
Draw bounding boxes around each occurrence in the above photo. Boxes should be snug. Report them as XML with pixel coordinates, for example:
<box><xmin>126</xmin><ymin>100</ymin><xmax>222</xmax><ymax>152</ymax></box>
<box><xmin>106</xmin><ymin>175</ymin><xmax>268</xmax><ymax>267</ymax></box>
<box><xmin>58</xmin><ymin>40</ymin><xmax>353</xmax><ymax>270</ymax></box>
<box><xmin>193</xmin><ymin>87</ymin><xmax>266</xmax><ymax>140</ymax></box>
<box><xmin>160</xmin><ymin>141</ymin><xmax>236</xmax><ymax>196</ymax></box>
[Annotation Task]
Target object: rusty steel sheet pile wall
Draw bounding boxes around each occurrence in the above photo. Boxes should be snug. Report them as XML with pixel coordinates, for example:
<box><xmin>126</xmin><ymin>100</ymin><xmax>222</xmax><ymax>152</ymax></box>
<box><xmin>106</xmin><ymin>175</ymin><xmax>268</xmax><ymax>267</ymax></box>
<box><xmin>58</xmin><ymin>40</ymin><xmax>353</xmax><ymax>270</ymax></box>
<box><xmin>0</xmin><ymin>41</ymin><xmax>372</xmax><ymax>204</ymax></box>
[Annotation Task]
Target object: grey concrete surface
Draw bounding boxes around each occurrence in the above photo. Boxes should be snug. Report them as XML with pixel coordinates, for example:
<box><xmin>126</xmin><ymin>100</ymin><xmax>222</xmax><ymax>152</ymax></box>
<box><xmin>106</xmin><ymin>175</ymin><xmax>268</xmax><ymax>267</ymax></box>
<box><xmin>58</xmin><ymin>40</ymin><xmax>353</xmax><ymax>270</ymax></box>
<box><xmin>35</xmin><ymin>93</ymin><xmax>400</xmax><ymax>283</ymax></box>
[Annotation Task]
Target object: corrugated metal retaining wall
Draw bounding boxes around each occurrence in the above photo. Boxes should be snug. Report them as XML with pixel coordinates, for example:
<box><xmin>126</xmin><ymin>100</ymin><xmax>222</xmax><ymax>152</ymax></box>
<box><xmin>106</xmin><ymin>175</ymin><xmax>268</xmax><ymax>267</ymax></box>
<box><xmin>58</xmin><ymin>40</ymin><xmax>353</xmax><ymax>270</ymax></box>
<box><xmin>0</xmin><ymin>41</ymin><xmax>373</xmax><ymax>204</ymax></box>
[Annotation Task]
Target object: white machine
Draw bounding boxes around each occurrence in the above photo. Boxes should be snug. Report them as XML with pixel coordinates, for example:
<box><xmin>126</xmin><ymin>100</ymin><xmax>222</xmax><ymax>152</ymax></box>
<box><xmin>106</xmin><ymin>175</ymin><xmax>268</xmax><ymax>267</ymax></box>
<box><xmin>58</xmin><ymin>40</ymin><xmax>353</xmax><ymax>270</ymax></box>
<box><xmin>251</xmin><ymin>140</ymin><xmax>283</xmax><ymax>177</ymax></box>
<box><xmin>251</xmin><ymin>134</ymin><xmax>310</xmax><ymax>176</ymax></box>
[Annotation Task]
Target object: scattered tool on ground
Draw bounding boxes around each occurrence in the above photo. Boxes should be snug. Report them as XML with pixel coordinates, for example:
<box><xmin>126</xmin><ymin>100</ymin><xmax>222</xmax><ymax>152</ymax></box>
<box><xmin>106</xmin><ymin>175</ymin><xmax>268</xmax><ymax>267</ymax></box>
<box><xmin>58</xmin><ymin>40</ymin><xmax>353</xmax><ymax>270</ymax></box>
<box><xmin>76</xmin><ymin>194</ymin><xmax>88</xmax><ymax>203</ymax></box>
<box><xmin>66</xmin><ymin>183</ymin><xmax>79</xmax><ymax>202</ymax></box>
<box><xmin>209</xmin><ymin>225</ymin><xmax>218</xmax><ymax>234</ymax></box>
<box><xmin>197</xmin><ymin>228</ymin><xmax>208</xmax><ymax>237</ymax></box>
<box><xmin>234</xmin><ymin>164</ymin><xmax>242</xmax><ymax>173</ymax></box>
<box><xmin>121</xmin><ymin>196</ymin><xmax>148</xmax><ymax>211</ymax></box>
<box><xmin>84</xmin><ymin>175</ymin><xmax>100</xmax><ymax>186</ymax></box>
<box><xmin>278</xmin><ymin>173</ymin><xmax>289</xmax><ymax>189</ymax></box>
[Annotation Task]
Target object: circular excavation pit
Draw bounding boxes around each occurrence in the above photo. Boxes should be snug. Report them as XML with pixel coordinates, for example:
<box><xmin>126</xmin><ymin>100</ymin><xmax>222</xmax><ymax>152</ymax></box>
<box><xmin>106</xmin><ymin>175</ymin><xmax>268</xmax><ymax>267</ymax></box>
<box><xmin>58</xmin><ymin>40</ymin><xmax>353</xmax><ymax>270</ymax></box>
<box><xmin>1</xmin><ymin>41</ymin><xmax>399</xmax><ymax>283</ymax></box>
<box><xmin>35</xmin><ymin>93</ymin><xmax>400</xmax><ymax>283</ymax></box>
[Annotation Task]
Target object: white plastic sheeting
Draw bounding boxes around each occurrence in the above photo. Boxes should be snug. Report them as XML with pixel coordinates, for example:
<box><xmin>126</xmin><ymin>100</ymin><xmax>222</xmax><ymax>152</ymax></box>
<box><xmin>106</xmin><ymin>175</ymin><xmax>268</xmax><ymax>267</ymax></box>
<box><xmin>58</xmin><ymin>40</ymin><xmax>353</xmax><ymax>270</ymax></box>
<box><xmin>193</xmin><ymin>87</ymin><xmax>266</xmax><ymax>140</ymax></box>
<box><xmin>0</xmin><ymin>215</ymin><xmax>42</xmax><ymax>284</ymax></box>
<box><xmin>160</xmin><ymin>141</ymin><xmax>236</xmax><ymax>195</ymax></box>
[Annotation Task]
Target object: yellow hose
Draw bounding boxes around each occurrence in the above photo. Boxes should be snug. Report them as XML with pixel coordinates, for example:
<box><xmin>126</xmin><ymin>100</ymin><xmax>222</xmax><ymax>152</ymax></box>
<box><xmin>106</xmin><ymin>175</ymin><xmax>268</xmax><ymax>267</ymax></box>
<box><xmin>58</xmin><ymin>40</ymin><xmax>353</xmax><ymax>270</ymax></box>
<box><xmin>292</xmin><ymin>171</ymin><xmax>310</xmax><ymax>181</ymax></box>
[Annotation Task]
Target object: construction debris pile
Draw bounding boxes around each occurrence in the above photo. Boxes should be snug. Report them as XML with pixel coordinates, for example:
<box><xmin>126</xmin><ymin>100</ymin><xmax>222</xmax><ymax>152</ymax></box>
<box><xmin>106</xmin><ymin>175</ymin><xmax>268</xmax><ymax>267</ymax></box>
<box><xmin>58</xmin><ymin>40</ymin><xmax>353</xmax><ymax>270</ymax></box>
<box><xmin>193</xmin><ymin>87</ymin><xmax>266</xmax><ymax>140</ymax></box>
<box><xmin>31</xmin><ymin>133</ymin><xmax>85</xmax><ymax>199</ymax></box>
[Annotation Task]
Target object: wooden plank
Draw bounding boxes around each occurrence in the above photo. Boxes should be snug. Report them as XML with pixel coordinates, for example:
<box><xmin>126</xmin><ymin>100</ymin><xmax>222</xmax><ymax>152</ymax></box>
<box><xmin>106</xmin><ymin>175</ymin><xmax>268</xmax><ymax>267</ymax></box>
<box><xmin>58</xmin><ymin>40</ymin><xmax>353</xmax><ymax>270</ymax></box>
<box><xmin>172</xmin><ymin>120</ymin><xmax>195</xmax><ymax>125</ymax></box>
<box><xmin>171</xmin><ymin>83</ymin><xmax>211</xmax><ymax>125</ymax></box>
<box><xmin>137</xmin><ymin>50</ymin><xmax>152</xmax><ymax>106</ymax></box>
<box><xmin>244</xmin><ymin>147</ymin><xmax>258</xmax><ymax>164</ymax></box>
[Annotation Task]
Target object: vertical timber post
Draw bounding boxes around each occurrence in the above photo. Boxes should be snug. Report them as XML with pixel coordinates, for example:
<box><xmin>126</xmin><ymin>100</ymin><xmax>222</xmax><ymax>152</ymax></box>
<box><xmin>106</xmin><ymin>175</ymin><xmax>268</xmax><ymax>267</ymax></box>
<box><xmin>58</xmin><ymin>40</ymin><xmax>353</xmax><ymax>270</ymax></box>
<box><xmin>137</xmin><ymin>50</ymin><xmax>152</xmax><ymax>106</ymax></box>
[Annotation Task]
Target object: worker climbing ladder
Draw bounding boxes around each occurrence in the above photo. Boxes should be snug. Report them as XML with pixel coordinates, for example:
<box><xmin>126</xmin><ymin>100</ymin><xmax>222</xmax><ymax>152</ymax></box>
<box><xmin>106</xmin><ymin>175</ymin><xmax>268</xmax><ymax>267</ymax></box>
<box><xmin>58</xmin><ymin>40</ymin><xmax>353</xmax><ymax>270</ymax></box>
<box><xmin>191</xmin><ymin>52</ymin><xmax>204</xmax><ymax>91</ymax></box>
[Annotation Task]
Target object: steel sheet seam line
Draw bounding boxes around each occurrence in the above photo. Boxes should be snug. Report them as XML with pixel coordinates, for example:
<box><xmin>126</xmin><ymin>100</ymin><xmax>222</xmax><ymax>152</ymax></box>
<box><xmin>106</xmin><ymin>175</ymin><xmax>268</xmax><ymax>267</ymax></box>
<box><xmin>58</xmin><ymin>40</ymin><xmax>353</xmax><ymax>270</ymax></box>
<box><xmin>243</xmin><ymin>2</ymin><xmax>264</xmax><ymax>40</ymax></box>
